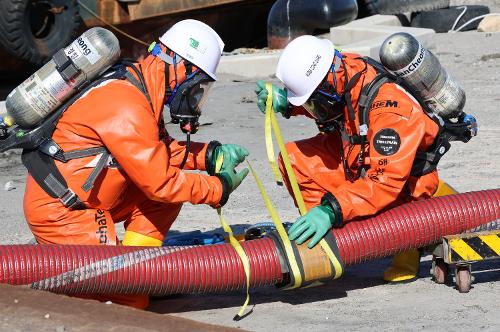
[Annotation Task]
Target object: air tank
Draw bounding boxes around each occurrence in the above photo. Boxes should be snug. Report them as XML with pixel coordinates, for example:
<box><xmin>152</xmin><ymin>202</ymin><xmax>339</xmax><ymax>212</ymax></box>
<box><xmin>379</xmin><ymin>32</ymin><xmax>465</xmax><ymax>119</ymax></box>
<box><xmin>6</xmin><ymin>27</ymin><xmax>120</xmax><ymax>128</ymax></box>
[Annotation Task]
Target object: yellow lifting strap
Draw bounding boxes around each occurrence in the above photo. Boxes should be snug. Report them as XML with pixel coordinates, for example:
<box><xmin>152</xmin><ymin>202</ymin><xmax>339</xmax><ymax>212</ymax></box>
<box><xmin>264</xmin><ymin>83</ymin><xmax>343</xmax><ymax>280</ymax></box>
<box><xmin>246</xmin><ymin>161</ymin><xmax>303</xmax><ymax>290</ymax></box>
<box><xmin>265</xmin><ymin>94</ymin><xmax>284</xmax><ymax>185</ymax></box>
<box><xmin>214</xmin><ymin>154</ymin><xmax>252</xmax><ymax>320</ymax></box>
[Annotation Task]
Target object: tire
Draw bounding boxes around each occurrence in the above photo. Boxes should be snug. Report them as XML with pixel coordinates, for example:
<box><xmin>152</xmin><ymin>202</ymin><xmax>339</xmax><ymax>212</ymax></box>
<box><xmin>0</xmin><ymin>0</ymin><xmax>81</xmax><ymax>65</ymax></box>
<box><xmin>411</xmin><ymin>5</ymin><xmax>491</xmax><ymax>33</ymax></box>
<box><xmin>360</xmin><ymin>0</ymin><xmax>450</xmax><ymax>15</ymax></box>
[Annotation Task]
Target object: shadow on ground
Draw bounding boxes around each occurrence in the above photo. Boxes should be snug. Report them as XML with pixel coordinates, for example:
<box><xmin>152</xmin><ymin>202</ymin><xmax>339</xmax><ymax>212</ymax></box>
<box><xmin>148</xmin><ymin>244</ymin><xmax>500</xmax><ymax>315</ymax></box>
<box><xmin>148</xmin><ymin>257</ymin><xmax>390</xmax><ymax>314</ymax></box>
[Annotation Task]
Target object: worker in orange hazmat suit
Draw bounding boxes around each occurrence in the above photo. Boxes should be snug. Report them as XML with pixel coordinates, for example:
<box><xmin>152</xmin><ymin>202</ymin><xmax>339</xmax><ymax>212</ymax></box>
<box><xmin>255</xmin><ymin>35</ymin><xmax>457</xmax><ymax>284</ymax></box>
<box><xmin>23</xmin><ymin>19</ymin><xmax>249</xmax><ymax>308</ymax></box>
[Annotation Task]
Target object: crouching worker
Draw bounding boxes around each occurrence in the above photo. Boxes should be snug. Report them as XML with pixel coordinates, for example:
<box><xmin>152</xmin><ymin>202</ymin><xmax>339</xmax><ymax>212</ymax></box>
<box><xmin>256</xmin><ymin>35</ymin><xmax>460</xmax><ymax>284</ymax></box>
<box><xmin>23</xmin><ymin>20</ymin><xmax>249</xmax><ymax>308</ymax></box>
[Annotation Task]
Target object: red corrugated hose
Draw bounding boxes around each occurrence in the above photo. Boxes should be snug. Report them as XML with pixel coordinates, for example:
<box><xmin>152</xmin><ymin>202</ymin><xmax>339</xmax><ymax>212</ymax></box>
<box><xmin>0</xmin><ymin>189</ymin><xmax>498</xmax><ymax>294</ymax></box>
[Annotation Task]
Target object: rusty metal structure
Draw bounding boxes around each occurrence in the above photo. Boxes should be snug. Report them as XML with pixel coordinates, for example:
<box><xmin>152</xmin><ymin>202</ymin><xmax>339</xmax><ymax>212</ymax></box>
<box><xmin>0</xmin><ymin>0</ymin><xmax>273</xmax><ymax>98</ymax></box>
<box><xmin>0</xmin><ymin>0</ymin><xmax>273</xmax><ymax>73</ymax></box>
<box><xmin>79</xmin><ymin>0</ymin><xmax>262</xmax><ymax>25</ymax></box>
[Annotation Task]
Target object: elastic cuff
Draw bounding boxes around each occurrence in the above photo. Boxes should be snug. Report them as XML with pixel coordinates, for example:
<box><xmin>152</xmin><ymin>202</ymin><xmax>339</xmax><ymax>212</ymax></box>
<box><xmin>214</xmin><ymin>174</ymin><xmax>230</xmax><ymax>207</ymax></box>
<box><xmin>321</xmin><ymin>192</ymin><xmax>343</xmax><ymax>228</ymax></box>
<box><xmin>205</xmin><ymin>140</ymin><xmax>221</xmax><ymax>175</ymax></box>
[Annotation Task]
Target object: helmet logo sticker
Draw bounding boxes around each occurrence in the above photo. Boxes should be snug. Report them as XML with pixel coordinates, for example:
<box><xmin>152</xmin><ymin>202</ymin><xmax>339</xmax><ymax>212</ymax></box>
<box><xmin>189</xmin><ymin>37</ymin><xmax>207</xmax><ymax>54</ymax></box>
<box><xmin>373</xmin><ymin>128</ymin><xmax>401</xmax><ymax>156</ymax></box>
<box><xmin>306</xmin><ymin>55</ymin><xmax>321</xmax><ymax>77</ymax></box>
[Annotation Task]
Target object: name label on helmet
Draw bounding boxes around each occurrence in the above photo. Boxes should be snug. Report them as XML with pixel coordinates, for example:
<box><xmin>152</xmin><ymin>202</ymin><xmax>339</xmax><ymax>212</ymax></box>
<box><xmin>306</xmin><ymin>55</ymin><xmax>322</xmax><ymax>77</ymax></box>
<box><xmin>392</xmin><ymin>43</ymin><xmax>425</xmax><ymax>78</ymax></box>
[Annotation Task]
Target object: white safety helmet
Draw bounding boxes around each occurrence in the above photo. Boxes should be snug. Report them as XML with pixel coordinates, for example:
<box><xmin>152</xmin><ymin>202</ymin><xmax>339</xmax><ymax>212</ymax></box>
<box><xmin>276</xmin><ymin>35</ymin><xmax>335</xmax><ymax>106</ymax></box>
<box><xmin>159</xmin><ymin>19</ymin><xmax>224</xmax><ymax>80</ymax></box>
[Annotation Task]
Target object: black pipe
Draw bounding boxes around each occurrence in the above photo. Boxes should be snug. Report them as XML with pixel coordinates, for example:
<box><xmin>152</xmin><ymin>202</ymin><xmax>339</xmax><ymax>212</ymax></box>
<box><xmin>267</xmin><ymin>0</ymin><xmax>358</xmax><ymax>49</ymax></box>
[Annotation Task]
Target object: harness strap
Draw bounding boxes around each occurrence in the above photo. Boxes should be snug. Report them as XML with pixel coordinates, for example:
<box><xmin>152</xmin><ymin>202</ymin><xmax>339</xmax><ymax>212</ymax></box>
<box><xmin>63</xmin><ymin>146</ymin><xmax>107</xmax><ymax>160</ymax></box>
<box><xmin>342</xmin><ymin>60</ymin><xmax>367</xmax><ymax>122</ymax></box>
<box><xmin>44</xmin><ymin>174</ymin><xmax>85</xmax><ymax>209</ymax></box>
<box><xmin>52</xmin><ymin>49</ymin><xmax>81</xmax><ymax>83</ymax></box>
<box><xmin>81</xmin><ymin>150</ymin><xmax>111</xmax><ymax>192</ymax></box>
<box><xmin>122</xmin><ymin>68</ymin><xmax>154</xmax><ymax>112</ymax></box>
<box><xmin>411</xmin><ymin>132</ymin><xmax>451</xmax><ymax>176</ymax></box>
<box><xmin>22</xmin><ymin>149</ymin><xmax>85</xmax><ymax>209</ymax></box>
<box><xmin>39</xmin><ymin>142</ymin><xmax>110</xmax><ymax>192</ymax></box>
<box><xmin>164</xmin><ymin>59</ymin><xmax>172</xmax><ymax>100</ymax></box>
<box><xmin>358</xmin><ymin>75</ymin><xmax>390</xmax><ymax>138</ymax></box>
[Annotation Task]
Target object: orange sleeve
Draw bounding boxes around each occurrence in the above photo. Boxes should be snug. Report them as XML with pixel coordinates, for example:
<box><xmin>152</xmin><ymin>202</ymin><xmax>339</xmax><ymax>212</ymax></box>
<box><xmin>165</xmin><ymin>139</ymin><xmax>209</xmax><ymax>171</ymax></box>
<box><xmin>328</xmin><ymin>100</ymin><xmax>426</xmax><ymax>222</ymax></box>
<box><xmin>95</xmin><ymin>102</ymin><xmax>223</xmax><ymax>207</ymax></box>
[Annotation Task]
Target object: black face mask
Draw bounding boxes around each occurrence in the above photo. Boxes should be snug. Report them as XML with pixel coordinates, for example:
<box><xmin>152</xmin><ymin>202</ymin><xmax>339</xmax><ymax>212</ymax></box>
<box><xmin>303</xmin><ymin>90</ymin><xmax>345</xmax><ymax>133</ymax></box>
<box><xmin>168</xmin><ymin>71</ymin><xmax>213</xmax><ymax>134</ymax></box>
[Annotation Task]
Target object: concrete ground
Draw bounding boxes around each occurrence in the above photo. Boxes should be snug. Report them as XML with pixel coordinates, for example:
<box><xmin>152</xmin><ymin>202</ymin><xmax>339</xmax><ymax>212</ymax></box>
<box><xmin>0</xmin><ymin>31</ymin><xmax>499</xmax><ymax>331</ymax></box>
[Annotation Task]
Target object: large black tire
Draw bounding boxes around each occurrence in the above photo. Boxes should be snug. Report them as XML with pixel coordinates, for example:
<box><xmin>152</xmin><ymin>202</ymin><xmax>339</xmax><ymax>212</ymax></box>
<box><xmin>411</xmin><ymin>5</ymin><xmax>491</xmax><ymax>33</ymax></box>
<box><xmin>357</xmin><ymin>0</ymin><xmax>450</xmax><ymax>15</ymax></box>
<box><xmin>0</xmin><ymin>0</ymin><xmax>81</xmax><ymax>65</ymax></box>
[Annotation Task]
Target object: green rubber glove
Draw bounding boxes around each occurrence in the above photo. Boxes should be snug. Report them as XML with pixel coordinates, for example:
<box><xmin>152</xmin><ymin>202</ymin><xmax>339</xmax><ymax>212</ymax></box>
<box><xmin>217</xmin><ymin>166</ymin><xmax>249</xmax><ymax>194</ymax></box>
<box><xmin>255</xmin><ymin>80</ymin><xmax>288</xmax><ymax>115</ymax></box>
<box><xmin>213</xmin><ymin>144</ymin><xmax>249</xmax><ymax>173</ymax></box>
<box><xmin>288</xmin><ymin>204</ymin><xmax>335</xmax><ymax>249</ymax></box>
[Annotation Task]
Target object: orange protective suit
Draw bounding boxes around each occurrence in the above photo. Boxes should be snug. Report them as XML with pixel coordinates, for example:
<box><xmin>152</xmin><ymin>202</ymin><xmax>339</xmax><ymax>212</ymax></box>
<box><xmin>279</xmin><ymin>54</ymin><xmax>440</xmax><ymax>223</ymax></box>
<box><xmin>23</xmin><ymin>53</ymin><xmax>224</xmax><ymax>308</ymax></box>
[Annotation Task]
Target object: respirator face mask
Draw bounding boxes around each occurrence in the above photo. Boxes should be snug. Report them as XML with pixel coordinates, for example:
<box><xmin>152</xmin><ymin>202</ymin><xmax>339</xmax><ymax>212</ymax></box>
<box><xmin>168</xmin><ymin>71</ymin><xmax>213</xmax><ymax>134</ymax></box>
<box><xmin>303</xmin><ymin>90</ymin><xmax>343</xmax><ymax>124</ymax></box>
<box><xmin>149</xmin><ymin>41</ymin><xmax>214</xmax><ymax>134</ymax></box>
<box><xmin>302</xmin><ymin>60</ymin><xmax>344</xmax><ymax>133</ymax></box>
<box><xmin>303</xmin><ymin>87</ymin><xmax>344</xmax><ymax>133</ymax></box>
<box><xmin>149</xmin><ymin>41</ymin><xmax>216</xmax><ymax>169</ymax></box>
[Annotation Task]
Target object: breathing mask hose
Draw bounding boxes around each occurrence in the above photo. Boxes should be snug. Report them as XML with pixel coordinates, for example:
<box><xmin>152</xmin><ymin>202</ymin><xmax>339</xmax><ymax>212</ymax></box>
<box><xmin>0</xmin><ymin>189</ymin><xmax>498</xmax><ymax>294</ymax></box>
<box><xmin>179</xmin><ymin>132</ymin><xmax>190</xmax><ymax>170</ymax></box>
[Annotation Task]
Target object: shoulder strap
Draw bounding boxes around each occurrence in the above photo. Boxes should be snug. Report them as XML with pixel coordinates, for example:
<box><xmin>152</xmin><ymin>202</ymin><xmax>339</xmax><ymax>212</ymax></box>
<box><xmin>22</xmin><ymin>149</ymin><xmax>86</xmax><ymax>209</ymax></box>
<box><xmin>342</xmin><ymin>59</ymin><xmax>367</xmax><ymax>122</ymax></box>
<box><xmin>120</xmin><ymin>60</ymin><xmax>154</xmax><ymax>112</ymax></box>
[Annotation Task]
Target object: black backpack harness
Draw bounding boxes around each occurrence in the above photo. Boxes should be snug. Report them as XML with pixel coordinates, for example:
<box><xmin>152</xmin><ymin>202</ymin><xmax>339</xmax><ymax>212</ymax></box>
<box><xmin>0</xmin><ymin>56</ymin><xmax>153</xmax><ymax>210</ymax></box>
<box><xmin>336</xmin><ymin>56</ymin><xmax>475</xmax><ymax>180</ymax></box>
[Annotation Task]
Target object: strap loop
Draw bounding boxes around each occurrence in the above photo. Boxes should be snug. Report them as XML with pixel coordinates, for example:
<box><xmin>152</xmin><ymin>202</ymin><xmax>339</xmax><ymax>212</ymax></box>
<box><xmin>265</xmin><ymin>88</ymin><xmax>284</xmax><ymax>185</ymax></box>
<box><xmin>264</xmin><ymin>84</ymin><xmax>344</xmax><ymax>283</ymax></box>
<box><xmin>214</xmin><ymin>153</ymin><xmax>253</xmax><ymax>320</ymax></box>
